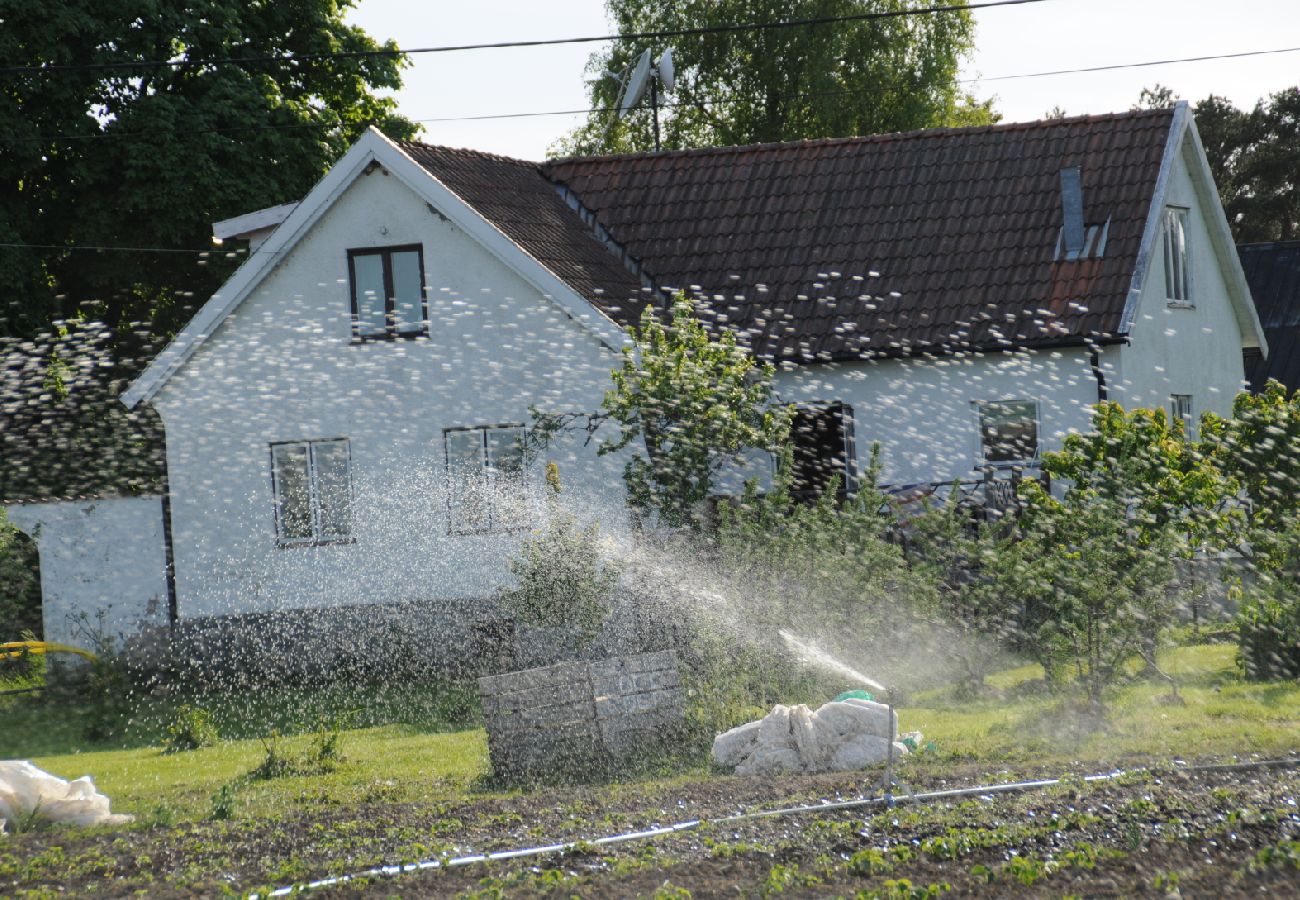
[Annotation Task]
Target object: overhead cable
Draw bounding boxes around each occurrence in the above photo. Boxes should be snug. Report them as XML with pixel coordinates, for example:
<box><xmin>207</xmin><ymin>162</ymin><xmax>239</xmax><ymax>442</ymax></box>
<box><xmin>0</xmin><ymin>0</ymin><xmax>1052</xmax><ymax>76</ymax></box>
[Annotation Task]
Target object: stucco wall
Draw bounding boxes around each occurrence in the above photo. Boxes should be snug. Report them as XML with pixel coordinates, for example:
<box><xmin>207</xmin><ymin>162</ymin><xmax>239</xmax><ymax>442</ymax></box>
<box><xmin>4</xmin><ymin>496</ymin><xmax>169</xmax><ymax>649</ymax></box>
<box><xmin>1110</xmin><ymin>134</ymin><xmax>1249</xmax><ymax>423</ymax></box>
<box><xmin>771</xmin><ymin>348</ymin><xmax>1102</xmax><ymax>487</ymax></box>
<box><xmin>155</xmin><ymin>167</ymin><xmax>632</xmax><ymax>619</ymax></box>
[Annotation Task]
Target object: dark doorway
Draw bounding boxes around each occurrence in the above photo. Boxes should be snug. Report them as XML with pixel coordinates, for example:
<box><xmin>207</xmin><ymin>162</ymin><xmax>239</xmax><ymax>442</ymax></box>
<box><xmin>789</xmin><ymin>402</ymin><xmax>856</xmax><ymax>500</ymax></box>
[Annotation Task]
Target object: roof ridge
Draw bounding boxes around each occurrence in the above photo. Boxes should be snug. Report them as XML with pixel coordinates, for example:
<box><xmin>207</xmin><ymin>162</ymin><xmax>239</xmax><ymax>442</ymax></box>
<box><xmin>1239</xmin><ymin>239</ymin><xmax>1300</xmax><ymax>250</ymax></box>
<box><xmin>543</xmin><ymin>107</ymin><xmax>1177</xmax><ymax>167</ymax></box>
<box><xmin>398</xmin><ymin>139</ymin><xmax>540</xmax><ymax>167</ymax></box>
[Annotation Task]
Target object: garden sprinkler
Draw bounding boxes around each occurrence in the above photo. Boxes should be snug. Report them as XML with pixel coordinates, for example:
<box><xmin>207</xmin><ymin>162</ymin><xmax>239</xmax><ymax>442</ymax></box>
<box><xmin>869</xmin><ymin>685</ymin><xmax>912</xmax><ymax>808</ymax></box>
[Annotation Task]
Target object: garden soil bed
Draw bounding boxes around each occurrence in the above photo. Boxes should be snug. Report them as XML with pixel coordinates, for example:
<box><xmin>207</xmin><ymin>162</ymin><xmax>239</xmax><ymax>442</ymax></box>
<box><xmin>3</xmin><ymin>756</ymin><xmax>1298</xmax><ymax>897</ymax></box>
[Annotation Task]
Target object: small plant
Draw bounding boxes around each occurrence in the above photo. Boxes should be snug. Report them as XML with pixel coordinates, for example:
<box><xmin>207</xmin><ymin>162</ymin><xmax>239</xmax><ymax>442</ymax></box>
<box><xmin>163</xmin><ymin>704</ymin><xmax>219</xmax><ymax>753</ymax></box>
<box><xmin>848</xmin><ymin>847</ymin><xmax>894</xmax><ymax>877</ymax></box>
<box><xmin>1153</xmin><ymin>870</ymin><xmax>1181</xmax><ymax>891</ymax></box>
<box><xmin>209</xmin><ymin>784</ymin><xmax>238</xmax><ymax>821</ymax></box>
<box><xmin>251</xmin><ymin>730</ymin><xmax>297</xmax><ymax>780</ymax></box>
<box><xmin>1252</xmin><ymin>839</ymin><xmax>1300</xmax><ymax>870</ymax></box>
<box><xmin>1002</xmin><ymin>855</ymin><xmax>1051</xmax><ymax>887</ymax></box>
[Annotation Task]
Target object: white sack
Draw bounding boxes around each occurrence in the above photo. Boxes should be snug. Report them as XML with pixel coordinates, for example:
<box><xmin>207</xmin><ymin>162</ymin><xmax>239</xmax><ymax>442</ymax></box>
<box><xmin>0</xmin><ymin>760</ymin><xmax>133</xmax><ymax>831</ymax></box>
<box><xmin>711</xmin><ymin>698</ymin><xmax>905</xmax><ymax>775</ymax></box>
<box><xmin>711</xmin><ymin>720</ymin><xmax>762</xmax><ymax>768</ymax></box>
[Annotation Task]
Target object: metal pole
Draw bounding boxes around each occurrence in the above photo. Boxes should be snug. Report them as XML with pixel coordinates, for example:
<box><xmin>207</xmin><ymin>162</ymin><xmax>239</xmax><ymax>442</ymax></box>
<box><xmin>650</xmin><ymin>76</ymin><xmax>661</xmax><ymax>152</ymax></box>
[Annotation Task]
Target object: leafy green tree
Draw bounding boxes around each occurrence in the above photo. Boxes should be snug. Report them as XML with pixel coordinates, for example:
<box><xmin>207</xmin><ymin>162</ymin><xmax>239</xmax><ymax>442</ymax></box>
<box><xmin>0</xmin><ymin>0</ymin><xmax>416</xmax><ymax>342</ymax></box>
<box><xmin>555</xmin><ymin>0</ymin><xmax>995</xmax><ymax>156</ymax></box>
<box><xmin>1137</xmin><ymin>84</ymin><xmax>1300</xmax><ymax>241</ymax></box>
<box><xmin>1202</xmin><ymin>381</ymin><xmax>1300</xmax><ymax>571</ymax></box>
<box><xmin>993</xmin><ymin>480</ymin><xmax>1177</xmax><ymax>708</ymax></box>
<box><xmin>601</xmin><ymin>294</ymin><xmax>790</xmax><ymax>530</ymax></box>
<box><xmin>1042</xmin><ymin>401</ymin><xmax>1236</xmax><ymax>554</ymax></box>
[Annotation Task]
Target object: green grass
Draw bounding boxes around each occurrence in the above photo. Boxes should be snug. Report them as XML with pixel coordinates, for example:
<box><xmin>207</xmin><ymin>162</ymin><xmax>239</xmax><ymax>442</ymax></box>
<box><xmin>28</xmin><ymin>725</ymin><xmax>489</xmax><ymax>822</ymax></box>
<box><xmin>903</xmin><ymin>645</ymin><xmax>1300</xmax><ymax>764</ymax></box>
<box><xmin>2</xmin><ymin>644</ymin><xmax>1296</xmax><ymax>830</ymax></box>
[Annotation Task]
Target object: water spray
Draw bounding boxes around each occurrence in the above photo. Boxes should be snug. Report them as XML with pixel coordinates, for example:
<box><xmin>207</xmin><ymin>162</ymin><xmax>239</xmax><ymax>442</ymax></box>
<box><xmin>777</xmin><ymin>629</ymin><xmax>887</xmax><ymax>693</ymax></box>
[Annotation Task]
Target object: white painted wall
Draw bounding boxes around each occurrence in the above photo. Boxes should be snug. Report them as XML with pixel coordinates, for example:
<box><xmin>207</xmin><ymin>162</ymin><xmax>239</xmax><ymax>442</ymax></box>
<box><xmin>4</xmin><ymin>496</ymin><xmax>169</xmax><ymax>649</ymax></box>
<box><xmin>772</xmin><ymin>348</ymin><xmax>1102</xmax><ymax>487</ymax></box>
<box><xmin>1110</xmin><ymin>134</ymin><xmax>1249</xmax><ymax>424</ymax></box>
<box><xmin>154</xmin><ymin>167</ymin><xmax>632</xmax><ymax>619</ymax></box>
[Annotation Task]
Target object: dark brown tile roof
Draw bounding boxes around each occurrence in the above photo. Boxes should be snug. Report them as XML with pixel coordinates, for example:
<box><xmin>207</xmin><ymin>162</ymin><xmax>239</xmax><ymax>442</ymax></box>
<box><xmin>398</xmin><ymin>141</ymin><xmax>650</xmax><ymax>327</ymax></box>
<box><xmin>1240</xmin><ymin>240</ymin><xmax>1300</xmax><ymax>392</ymax></box>
<box><xmin>543</xmin><ymin>109</ymin><xmax>1176</xmax><ymax>360</ymax></box>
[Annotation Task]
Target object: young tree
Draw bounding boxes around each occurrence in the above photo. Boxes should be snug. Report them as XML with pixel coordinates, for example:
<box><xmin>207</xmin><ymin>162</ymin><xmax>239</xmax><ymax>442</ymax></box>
<box><xmin>601</xmin><ymin>294</ymin><xmax>790</xmax><ymax>530</ymax></box>
<box><xmin>554</xmin><ymin>0</ymin><xmax>996</xmax><ymax>156</ymax></box>
<box><xmin>0</xmin><ymin>509</ymin><xmax>41</xmax><ymax>639</ymax></box>
<box><xmin>0</xmin><ymin>0</ymin><xmax>417</xmax><ymax>343</ymax></box>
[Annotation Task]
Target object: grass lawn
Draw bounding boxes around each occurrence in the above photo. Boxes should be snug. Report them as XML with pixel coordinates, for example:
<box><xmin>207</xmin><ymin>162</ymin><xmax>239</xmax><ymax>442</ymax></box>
<box><xmin>3</xmin><ymin>642</ymin><xmax>1296</xmax><ymax>830</ymax></box>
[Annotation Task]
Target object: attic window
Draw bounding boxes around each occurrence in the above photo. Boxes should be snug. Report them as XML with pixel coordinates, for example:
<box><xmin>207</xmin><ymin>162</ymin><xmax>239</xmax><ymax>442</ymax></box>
<box><xmin>348</xmin><ymin>245</ymin><xmax>427</xmax><ymax>339</ymax></box>
<box><xmin>1162</xmin><ymin>207</ymin><xmax>1191</xmax><ymax>305</ymax></box>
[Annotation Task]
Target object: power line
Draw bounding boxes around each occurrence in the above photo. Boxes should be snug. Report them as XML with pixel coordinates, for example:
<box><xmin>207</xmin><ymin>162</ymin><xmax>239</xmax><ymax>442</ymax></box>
<box><xmin>0</xmin><ymin>0</ymin><xmax>1051</xmax><ymax>76</ymax></box>
<box><xmin>5</xmin><ymin>43</ymin><xmax>1296</xmax><ymax>146</ymax></box>
<box><xmin>0</xmin><ymin>242</ymin><xmax>248</xmax><ymax>255</ymax></box>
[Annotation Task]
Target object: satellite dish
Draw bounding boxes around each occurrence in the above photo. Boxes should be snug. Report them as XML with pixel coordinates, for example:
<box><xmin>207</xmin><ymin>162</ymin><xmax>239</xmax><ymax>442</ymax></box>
<box><xmin>618</xmin><ymin>49</ymin><xmax>653</xmax><ymax>119</ymax></box>
<box><xmin>657</xmin><ymin>47</ymin><xmax>676</xmax><ymax>93</ymax></box>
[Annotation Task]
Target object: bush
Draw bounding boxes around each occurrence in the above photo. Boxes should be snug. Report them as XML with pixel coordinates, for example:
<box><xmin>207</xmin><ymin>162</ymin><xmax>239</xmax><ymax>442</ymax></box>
<box><xmin>163</xmin><ymin>704</ymin><xmax>219</xmax><ymax>753</ymax></box>
<box><xmin>497</xmin><ymin>465</ymin><xmax>620</xmax><ymax>651</ymax></box>
<box><xmin>1237</xmin><ymin>589</ymin><xmax>1300</xmax><ymax>680</ymax></box>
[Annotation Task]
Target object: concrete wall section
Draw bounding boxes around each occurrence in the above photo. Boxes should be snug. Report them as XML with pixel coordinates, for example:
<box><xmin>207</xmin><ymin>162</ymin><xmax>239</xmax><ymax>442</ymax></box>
<box><xmin>154</xmin><ymin>167</ymin><xmax>631</xmax><ymax>619</ymax></box>
<box><xmin>4</xmin><ymin>496</ymin><xmax>169</xmax><ymax>649</ymax></box>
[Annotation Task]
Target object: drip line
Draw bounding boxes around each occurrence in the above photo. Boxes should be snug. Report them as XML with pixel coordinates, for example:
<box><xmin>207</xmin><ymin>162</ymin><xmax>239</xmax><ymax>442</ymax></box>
<box><xmin>249</xmin><ymin>755</ymin><xmax>1299</xmax><ymax>898</ymax></box>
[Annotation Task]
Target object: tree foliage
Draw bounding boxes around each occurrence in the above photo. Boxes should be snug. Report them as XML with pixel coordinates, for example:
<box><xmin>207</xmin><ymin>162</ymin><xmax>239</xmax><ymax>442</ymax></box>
<box><xmin>0</xmin><ymin>508</ymin><xmax>41</xmax><ymax>639</ymax></box>
<box><xmin>0</xmin><ymin>0</ymin><xmax>416</xmax><ymax>342</ymax></box>
<box><xmin>554</xmin><ymin>0</ymin><xmax>995</xmax><ymax>156</ymax></box>
<box><xmin>601</xmin><ymin>294</ymin><xmax>790</xmax><ymax>530</ymax></box>
<box><xmin>1137</xmin><ymin>84</ymin><xmax>1300</xmax><ymax>242</ymax></box>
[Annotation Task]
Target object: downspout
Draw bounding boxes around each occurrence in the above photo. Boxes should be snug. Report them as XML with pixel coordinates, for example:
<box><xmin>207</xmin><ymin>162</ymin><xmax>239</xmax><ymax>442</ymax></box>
<box><xmin>1089</xmin><ymin>344</ymin><xmax>1108</xmax><ymax>403</ymax></box>
<box><xmin>156</xmin><ymin>413</ymin><xmax>179</xmax><ymax>627</ymax></box>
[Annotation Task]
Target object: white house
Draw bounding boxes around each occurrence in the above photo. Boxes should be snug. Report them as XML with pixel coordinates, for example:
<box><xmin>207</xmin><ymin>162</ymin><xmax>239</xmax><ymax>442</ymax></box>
<box><xmin>7</xmin><ymin>103</ymin><xmax>1265</xmax><ymax>656</ymax></box>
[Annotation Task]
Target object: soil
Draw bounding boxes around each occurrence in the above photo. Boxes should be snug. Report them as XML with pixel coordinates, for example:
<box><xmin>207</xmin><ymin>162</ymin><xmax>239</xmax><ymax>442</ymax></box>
<box><xmin>3</xmin><ymin>756</ymin><xmax>1298</xmax><ymax>897</ymax></box>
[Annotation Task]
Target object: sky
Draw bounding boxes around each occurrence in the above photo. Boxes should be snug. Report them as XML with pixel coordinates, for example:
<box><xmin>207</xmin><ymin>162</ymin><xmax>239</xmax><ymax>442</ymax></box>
<box><xmin>346</xmin><ymin>0</ymin><xmax>1300</xmax><ymax>159</ymax></box>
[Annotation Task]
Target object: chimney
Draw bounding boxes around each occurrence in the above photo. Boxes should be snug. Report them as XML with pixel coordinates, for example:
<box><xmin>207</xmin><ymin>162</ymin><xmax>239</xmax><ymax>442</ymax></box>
<box><xmin>1059</xmin><ymin>166</ymin><xmax>1086</xmax><ymax>261</ymax></box>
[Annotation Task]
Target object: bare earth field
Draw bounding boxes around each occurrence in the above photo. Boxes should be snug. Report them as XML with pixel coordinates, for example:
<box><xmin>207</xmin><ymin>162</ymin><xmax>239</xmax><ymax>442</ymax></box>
<box><xmin>5</xmin><ymin>757</ymin><xmax>1298</xmax><ymax>898</ymax></box>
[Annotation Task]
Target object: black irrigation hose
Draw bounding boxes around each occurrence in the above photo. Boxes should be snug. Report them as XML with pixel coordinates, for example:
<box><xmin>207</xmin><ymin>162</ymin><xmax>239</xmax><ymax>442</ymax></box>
<box><xmin>250</xmin><ymin>754</ymin><xmax>1300</xmax><ymax>898</ymax></box>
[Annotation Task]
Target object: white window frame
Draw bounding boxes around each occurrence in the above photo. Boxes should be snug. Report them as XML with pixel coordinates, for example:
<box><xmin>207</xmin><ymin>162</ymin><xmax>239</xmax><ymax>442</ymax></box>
<box><xmin>974</xmin><ymin>399</ymin><xmax>1042</xmax><ymax>468</ymax></box>
<box><xmin>270</xmin><ymin>438</ymin><xmax>354</xmax><ymax>546</ymax></box>
<box><xmin>444</xmin><ymin>424</ymin><xmax>530</xmax><ymax>535</ymax></box>
<box><xmin>1162</xmin><ymin>207</ymin><xmax>1192</xmax><ymax>307</ymax></box>
<box><xmin>1170</xmin><ymin>394</ymin><xmax>1195</xmax><ymax>439</ymax></box>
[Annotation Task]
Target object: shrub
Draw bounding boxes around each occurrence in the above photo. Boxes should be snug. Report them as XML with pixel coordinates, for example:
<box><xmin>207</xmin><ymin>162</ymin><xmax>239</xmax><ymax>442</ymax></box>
<box><xmin>163</xmin><ymin>704</ymin><xmax>219</xmax><ymax>753</ymax></box>
<box><xmin>497</xmin><ymin>467</ymin><xmax>620</xmax><ymax>651</ymax></box>
<box><xmin>1236</xmin><ymin>588</ymin><xmax>1300</xmax><ymax>680</ymax></box>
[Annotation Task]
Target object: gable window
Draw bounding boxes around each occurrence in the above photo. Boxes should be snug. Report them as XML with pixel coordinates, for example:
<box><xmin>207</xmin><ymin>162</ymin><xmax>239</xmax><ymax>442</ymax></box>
<box><xmin>1170</xmin><ymin>394</ymin><xmax>1194</xmax><ymax>438</ymax></box>
<box><xmin>788</xmin><ymin>402</ymin><xmax>857</xmax><ymax>499</ymax></box>
<box><xmin>976</xmin><ymin>400</ymin><xmax>1040</xmax><ymax>465</ymax></box>
<box><xmin>348</xmin><ymin>245</ymin><xmax>426</xmax><ymax>339</ymax></box>
<box><xmin>1162</xmin><ymin>207</ymin><xmax>1191</xmax><ymax>305</ymax></box>
<box><xmin>271</xmin><ymin>439</ymin><xmax>353</xmax><ymax>545</ymax></box>
<box><xmin>445</xmin><ymin>425</ymin><xmax>529</xmax><ymax>534</ymax></box>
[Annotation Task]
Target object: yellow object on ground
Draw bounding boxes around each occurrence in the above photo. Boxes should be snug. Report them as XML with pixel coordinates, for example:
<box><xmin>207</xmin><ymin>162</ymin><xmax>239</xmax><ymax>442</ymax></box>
<box><xmin>1</xmin><ymin>641</ymin><xmax>97</xmax><ymax>662</ymax></box>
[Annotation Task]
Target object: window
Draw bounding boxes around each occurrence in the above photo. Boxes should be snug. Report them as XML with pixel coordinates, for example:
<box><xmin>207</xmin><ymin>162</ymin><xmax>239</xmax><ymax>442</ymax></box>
<box><xmin>977</xmin><ymin>400</ymin><xmax>1040</xmax><ymax>465</ymax></box>
<box><xmin>347</xmin><ymin>245</ymin><xmax>426</xmax><ymax>338</ymax></box>
<box><xmin>271</xmin><ymin>439</ymin><xmax>353</xmax><ymax>545</ymax></box>
<box><xmin>1170</xmin><ymin>394</ymin><xmax>1194</xmax><ymax>438</ymax></box>
<box><xmin>1162</xmin><ymin>207</ymin><xmax>1191</xmax><ymax>305</ymax></box>
<box><xmin>445</xmin><ymin>425</ymin><xmax>529</xmax><ymax>533</ymax></box>
<box><xmin>788</xmin><ymin>402</ymin><xmax>857</xmax><ymax>499</ymax></box>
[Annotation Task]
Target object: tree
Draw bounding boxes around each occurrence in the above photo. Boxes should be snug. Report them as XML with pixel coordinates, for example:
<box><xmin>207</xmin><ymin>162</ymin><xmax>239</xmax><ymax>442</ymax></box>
<box><xmin>600</xmin><ymin>294</ymin><xmax>790</xmax><ymax>530</ymax></box>
<box><xmin>0</xmin><ymin>508</ymin><xmax>41</xmax><ymax>639</ymax></box>
<box><xmin>0</xmin><ymin>0</ymin><xmax>417</xmax><ymax>343</ymax></box>
<box><xmin>554</xmin><ymin>0</ymin><xmax>996</xmax><ymax>156</ymax></box>
<box><xmin>1136</xmin><ymin>84</ymin><xmax>1300</xmax><ymax>241</ymax></box>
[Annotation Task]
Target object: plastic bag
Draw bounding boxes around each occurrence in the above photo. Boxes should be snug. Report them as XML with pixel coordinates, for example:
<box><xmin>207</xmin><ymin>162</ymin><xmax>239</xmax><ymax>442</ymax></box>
<box><xmin>0</xmin><ymin>760</ymin><xmax>133</xmax><ymax>832</ymax></box>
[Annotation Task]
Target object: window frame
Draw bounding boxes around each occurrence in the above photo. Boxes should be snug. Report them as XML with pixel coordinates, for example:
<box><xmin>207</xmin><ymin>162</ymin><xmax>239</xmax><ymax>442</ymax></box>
<box><xmin>443</xmin><ymin>423</ymin><xmax>530</xmax><ymax>535</ymax></box>
<box><xmin>347</xmin><ymin>244</ymin><xmax>428</xmax><ymax>341</ymax></box>
<box><xmin>1162</xmin><ymin>207</ymin><xmax>1192</xmax><ymax>307</ymax></box>
<box><xmin>974</xmin><ymin>399</ymin><xmax>1042</xmax><ymax>468</ymax></box>
<box><xmin>269</xmin><ymin>438</ymin><xmax>355</xmax><ymax>548</ymax></box>
<box><xmin>1170</xmin><ymin>394</ymin><xmax>1195</xmax><ymax>439</ymax></box>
